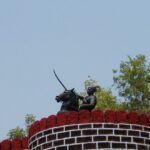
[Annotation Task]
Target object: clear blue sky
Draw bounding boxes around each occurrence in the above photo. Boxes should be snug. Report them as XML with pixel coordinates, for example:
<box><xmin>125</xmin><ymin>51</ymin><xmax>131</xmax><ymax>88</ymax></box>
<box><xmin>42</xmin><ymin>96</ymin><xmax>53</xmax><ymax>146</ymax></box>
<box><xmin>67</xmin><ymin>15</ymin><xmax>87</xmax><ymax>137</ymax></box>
<box><xmin>0</xmin><ymin>0</ymin><xmax>150</xmax><ymax>140</ymax></box>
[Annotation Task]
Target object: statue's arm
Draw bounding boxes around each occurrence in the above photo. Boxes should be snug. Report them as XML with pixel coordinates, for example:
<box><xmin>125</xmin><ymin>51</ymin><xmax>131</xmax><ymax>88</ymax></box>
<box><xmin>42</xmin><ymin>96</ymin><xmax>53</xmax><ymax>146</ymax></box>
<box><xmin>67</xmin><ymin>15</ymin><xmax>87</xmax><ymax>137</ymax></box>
<box><xmin>80</xmin><ymin>96</ymin><xmax>97</xmax><ymax>110</ymax></box>
<box><xmin>77</xmin><ymin>94</ymin><xmax>84</xmax><ymax>100</ymax></box>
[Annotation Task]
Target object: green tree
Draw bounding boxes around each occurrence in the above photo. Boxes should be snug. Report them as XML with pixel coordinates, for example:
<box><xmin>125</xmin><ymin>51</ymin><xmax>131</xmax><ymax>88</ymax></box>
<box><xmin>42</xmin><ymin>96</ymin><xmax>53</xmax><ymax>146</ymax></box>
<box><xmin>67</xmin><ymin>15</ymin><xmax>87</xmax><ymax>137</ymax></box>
<box><xmin>113</xmin><ymin>54</ymin><xmax>150</xmax><ymax>114</ymax></box>
<box><xmin>95</xmin><ymin>88</ymin><xmax>121</xmax><ymax>110</ymax></box>
<box><xmin>7</xmin><ymin>114</ymin><xmax>36</xmax><ymax>140</ymax></box>
<box><xmin>7</xmin><ymin>126</ymin><xmax>26</xmax><ymax>140</ymax></box>
<box><xmin>81</xmin><ymin>77</ymin><xmax>123</xmax><ymax>110</ymax></box>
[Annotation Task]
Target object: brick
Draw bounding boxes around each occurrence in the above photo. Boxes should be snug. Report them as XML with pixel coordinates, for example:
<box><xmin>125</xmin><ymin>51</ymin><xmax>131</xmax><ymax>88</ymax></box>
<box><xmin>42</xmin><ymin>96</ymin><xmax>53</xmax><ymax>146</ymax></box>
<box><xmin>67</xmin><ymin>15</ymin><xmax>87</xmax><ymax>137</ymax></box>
<box><xmin>128</xmin><ymin>130</ymin><xmax>139</xmax><ymax>136</ymax></box>
<box><xmin>37</xmin><ymin>132</ymin><xmax>43</xmax><ymax>138</ymax></box>
<box><xmin>65</xmin><ymin>125</ymin><xmax>78</xmax><ymax>130</ymax></box>
<box><xmin>108</xmin><ymin>136</ymin><xmax>120</xmax><ymax>141</ymax></box>
<box><xmin>144</xmin><ymin>127</ymin><xmax>150</xmax><ymax>132</ymax></box>
<box><xmin>44</xmin><ymin>129</ymin><xmax>52</xmax><ymax>135</ymax></box>
<box><xmin>71</xmin><ymin>130</ymin><xmax>81</xmax><ymax>137</ymax></box>
<box><xmin>93</xmin><ymin>124</ymin><xmax>102</xmax><ymax>128</ymax></box>
<box><xmin>36</xmin><ymin>146</ymin><xmax>41</xmax><ymax>150</ymax></box>
<box><xmin>132</xmin><ymin>125</ymin><xmax>143</xmax><ymax>130</ymax></box>
<box><xmin>69</xmin><ymin>144</ymin><xmax>82</xmax><ymax>150</ymax></box>
<box><xmin>38</xmin><ymin>137</ymin><xmax>46</xmax><ymax>144</ymax></box>
<box><xmin>114</xmin><ymin>129</ymin><xmax>127</xmax><ymax>135</ymax></box>
<box><xmin>138</xmin><ymin>144</ymin><xmax>148</xmax><ymax>150</ymax></box>
<box><xmin>127</xmin><ymin>144</ymin><xmax>136</xmax><ymax>149</ymax></box>
<box><xmin>53</xmin><ymin>127</ymin><xmax>64</xmax><ymax>133</ymax></box>
<box><xmin>104</xmin><ymin>123</ymin><xmax>117</xmax><ymax>128</ymax></box>
<box><xmin>57</xmin><ymin>146</ymin><xmax>67</xmax><ymax>150</ymax></box>
<box><xmin>119</xmin><ymin>124</ymin><xmax>130</xmax><ymax>129</ymax></box>
<box><xmin>47</xmin><ymin>134</ymin><xmax>56</xmax><ymax>141</ymax></box>
<box><xmin>133</xmin><ymin>137</ymin><xmax>144</xmax><ymax>143</ymax></box>
<box><xmin>77</xmin><ymin>137</ymin><xmax>92</xmax><ymax>143</ymax></box>
<box><xmin>121</xmin><ymin>136</ymin><xmax>131</xmax><ymax>142</ymax></box>
<box><xmin>145</xmin><ymin>139</ymin><xmax>150</xmax><ymax>145</ymax></box>
<box><xmin>54</xmin><ymin>140</ymin><xmax>64</xmax><ymax>146</ymax></box>
<box><xmin>99</xmin><ymin>129</ymin><xmax>113</xmax><ymax>134</ymax></box>
<box><xmin>32</xmin><ymin>141</ymin><xmax>37</xmax><ymax>148</ymax></box>
<box><xmin>79</xmin><ymin>124</ymin><xmax>92</xmax><ymax>129</ymax></box>
<box><xmin>141</xmin><ymin>132</ymin><xmax>149</xmax><ymax>138</ymax></box>
<box><xmin>42</xmin><ymin>142</ymin><xmax>52</xmax><ymax>149</ymax></box>
<box><xmin>65</xmin><ymin>138</ymin><xmax>75</xmax><ymax>144</ymax></box>
<box><xmin>58</xmin><ymin>132</ymin><xmax>69</xmax><ymax>139</ymax></box>
<box><xmin>84</xmin><ymin>143</ymin><xmax>96</xmax><ymax>149</ymax></box>
<box><xmin>93</xmin><ymin>136</ymin><xmax>106</xmax><ymax>141</ymax></box>
<box><xmin>112</xmin><ymin>143</ymin><xmax>126</xmax><ymax>149</ymax></box>
<box><xmin>98</xmin><ymin>142</ymin><xmax>110</xmax><ymax>148</ymax></box>
<box><xmin>82</xmin><ymin>129</ymin><xmax>97</xmax><ymax>135</ymax></box>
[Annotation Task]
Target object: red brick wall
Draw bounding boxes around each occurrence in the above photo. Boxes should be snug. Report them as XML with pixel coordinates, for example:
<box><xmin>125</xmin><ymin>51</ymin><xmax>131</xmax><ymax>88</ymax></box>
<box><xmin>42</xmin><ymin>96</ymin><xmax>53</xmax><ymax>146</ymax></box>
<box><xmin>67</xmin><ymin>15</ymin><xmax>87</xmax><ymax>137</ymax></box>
<box><xmin>28</xmin><ymin>110</ymin><xmax>150</xmax><ymax>150</ymax></box>
<box><xmin>29</xmin><ymin>123</ymin><xmax>150</xmax><ymax>150</ymax></box>
<box><xmin>1</xmin><ymin>110</ymin><xmax>150</xmax><ymax>150</ymax></box>
<box><xmin>28</xmin><ymin>110</ymin><xmax>150</xmax><ymax>138</ymax></box>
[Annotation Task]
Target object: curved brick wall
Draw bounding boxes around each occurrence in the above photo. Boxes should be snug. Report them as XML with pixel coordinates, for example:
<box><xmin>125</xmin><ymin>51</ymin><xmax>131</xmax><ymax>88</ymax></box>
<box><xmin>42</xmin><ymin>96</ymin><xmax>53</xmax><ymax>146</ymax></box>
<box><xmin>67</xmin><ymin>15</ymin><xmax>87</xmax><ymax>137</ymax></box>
<box><xmin>29</xmin><ymin>123</ymin><xmax>150</xmax><ymax>150</ymax></box>
<box><xmin>28</xmin><ymin>110</ymin><xmax>150</xmax><ymax>150</ymax></box>
<box><xmin>0</xmin><ymin>110</ymin><xmax>150</xmax><ymax>149</ymax></box>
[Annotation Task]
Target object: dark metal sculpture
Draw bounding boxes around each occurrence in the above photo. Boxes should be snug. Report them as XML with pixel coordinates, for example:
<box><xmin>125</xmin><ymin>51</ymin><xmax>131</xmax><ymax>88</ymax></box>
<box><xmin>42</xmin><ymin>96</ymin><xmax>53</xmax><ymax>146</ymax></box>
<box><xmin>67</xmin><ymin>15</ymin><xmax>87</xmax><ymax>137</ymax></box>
<box><xmin>55</xmin><ymin>88</ymin><xmax>80</xmax><ymax>112</ymax></box>
<box><xmin>53</xmin><ymin>70</ymin><xmax>98</xmax><ymax>112</ymax></box>
<box><xmin>54</xmin><ymin>70</ymin><xmax>81</xmax><ymax>112</ymax></box>
<box><xmin>79</xmin><ymin>86</ymin><xmax>98</xmax><ymax>111</ymax></box>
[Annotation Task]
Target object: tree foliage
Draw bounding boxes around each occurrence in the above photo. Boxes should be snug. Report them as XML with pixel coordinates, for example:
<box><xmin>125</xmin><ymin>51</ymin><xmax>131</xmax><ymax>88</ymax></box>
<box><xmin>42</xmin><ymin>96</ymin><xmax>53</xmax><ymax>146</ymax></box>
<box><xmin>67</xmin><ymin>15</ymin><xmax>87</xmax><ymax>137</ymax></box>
<box><xmin>7</xmin><ymin>126</ymin><xmax>26</xmax><ymax>140</ymax></box>
<box><xmin>95</xmin><ymin>88</ymin><xmax>121</xmax><ymax>110</ymax></box>
<box><xmin>7</xmin><ymin>114</ymin><xmax>36</xmax><ymax>140</ymax></box>
<box><xmin>113</xmin><ymin>54</ymin><xmax>150</xmax><ymax>114</ymax></box>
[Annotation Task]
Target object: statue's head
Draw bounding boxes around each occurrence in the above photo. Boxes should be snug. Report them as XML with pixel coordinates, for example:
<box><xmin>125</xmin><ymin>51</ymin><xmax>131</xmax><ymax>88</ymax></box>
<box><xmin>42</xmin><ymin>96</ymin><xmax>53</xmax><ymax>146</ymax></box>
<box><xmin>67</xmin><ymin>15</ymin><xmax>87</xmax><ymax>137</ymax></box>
<box><xmin>55</xmin><ymin>88</ymin><xmax>75</xmax><ymax>102</ymax></box>
<box><xmin>87</xmin><ymin>86</ymin><xmax>99</xmax><ymax>95</ymax></box>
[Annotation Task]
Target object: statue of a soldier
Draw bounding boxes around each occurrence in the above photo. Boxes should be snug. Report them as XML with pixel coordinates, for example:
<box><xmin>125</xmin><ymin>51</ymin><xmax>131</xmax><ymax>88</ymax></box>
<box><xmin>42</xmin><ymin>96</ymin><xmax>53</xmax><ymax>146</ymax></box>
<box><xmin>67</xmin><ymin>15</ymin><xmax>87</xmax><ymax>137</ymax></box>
<box><xmin>79</xmin><ymin>86</ymin><xmax>98</xmax><ymax>111</ymax></box>
<box><xmin>53</xmin><ymin>70</ymin><xmax>98</xmax><ymax>112</ymax></box>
